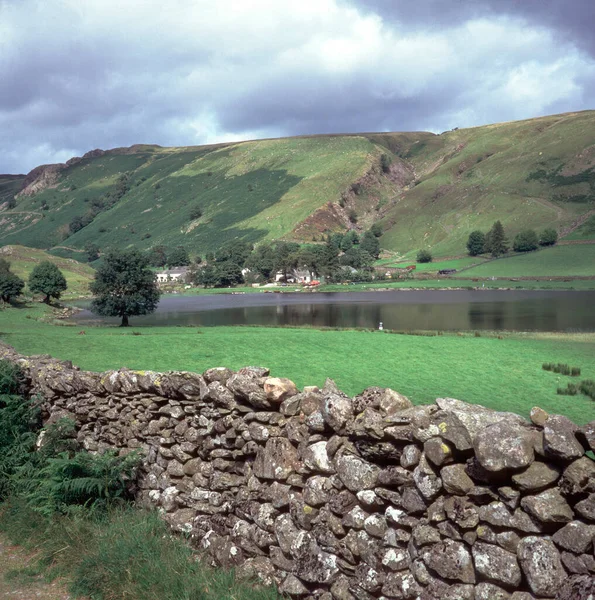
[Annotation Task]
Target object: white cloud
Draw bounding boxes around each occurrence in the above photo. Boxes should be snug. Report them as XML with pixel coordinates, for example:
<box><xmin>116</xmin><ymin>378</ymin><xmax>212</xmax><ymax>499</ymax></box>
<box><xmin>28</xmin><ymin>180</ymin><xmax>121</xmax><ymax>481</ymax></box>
<box><xmin>1</xmin><ymin>0</ymin><xmax>594</xmax><ymax>172</ymax></box>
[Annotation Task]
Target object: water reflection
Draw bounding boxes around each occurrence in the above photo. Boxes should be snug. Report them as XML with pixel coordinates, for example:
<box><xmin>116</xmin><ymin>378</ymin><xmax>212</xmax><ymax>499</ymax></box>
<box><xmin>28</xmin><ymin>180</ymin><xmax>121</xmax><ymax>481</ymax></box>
<box><xmin>71</xmin><ymin>290</ymin><xmax>595</xmax><ymax>332</ymax></box>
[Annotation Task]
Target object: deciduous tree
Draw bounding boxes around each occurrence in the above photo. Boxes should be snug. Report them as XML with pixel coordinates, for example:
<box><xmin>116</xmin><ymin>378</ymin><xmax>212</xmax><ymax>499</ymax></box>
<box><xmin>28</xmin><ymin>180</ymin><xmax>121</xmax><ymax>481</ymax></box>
<box><xmin>90</xmin><ymin>250</ymin><xmax>160</xmax><ymax>327</ymax></box>
<box><xmin>28</xmin><ymin>261</ymin><xmax>67</xmax><ymax>304</ymax></box>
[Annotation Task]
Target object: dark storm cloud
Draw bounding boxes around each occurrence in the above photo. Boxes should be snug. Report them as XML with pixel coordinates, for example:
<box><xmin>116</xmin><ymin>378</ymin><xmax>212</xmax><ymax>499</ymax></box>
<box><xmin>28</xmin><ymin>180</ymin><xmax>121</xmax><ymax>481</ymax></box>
<box><xmin>0</xmin><ymin>0</ymin><xmax>593</xmax><ymax>173</ymax></box>
<box><xmin>350</xmin><ymin>0</ymin><xmax>595</xmax><ymax>55</ymax></box>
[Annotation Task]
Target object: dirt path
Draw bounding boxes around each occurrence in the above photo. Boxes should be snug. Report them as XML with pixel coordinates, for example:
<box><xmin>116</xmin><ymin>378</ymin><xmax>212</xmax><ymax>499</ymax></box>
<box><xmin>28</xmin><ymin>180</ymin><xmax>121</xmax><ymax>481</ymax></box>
<box><xmin>0</xmin><ymin>537</ymin><xmax>76</xmax><ymax>600</ymax></box>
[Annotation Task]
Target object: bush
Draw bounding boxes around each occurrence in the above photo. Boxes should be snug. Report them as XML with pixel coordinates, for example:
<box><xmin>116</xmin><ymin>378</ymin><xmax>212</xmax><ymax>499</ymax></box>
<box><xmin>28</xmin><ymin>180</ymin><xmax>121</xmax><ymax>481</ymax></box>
<box><xmin>542</xmin><ymin>362</ymin><xmax>580</xmax><ymax>376</ymax></box>
<box><xmin>416</xmin><ymin>249</ymin><xmax>432</xmax><ymax>263</ymax></box>
<box><xmin>466</xmin><ymin>230</ymin><xmax>485</xmax><ymax>256</ymax></box>
<box><xmin>513</xmin><ymin>229</ymin><xmax>539</xmax><ymax>252</ymax></box>
<box><xmin>348</xmin><ymin>209</ymin><xmax>358</xmax><ymax>223</ymax></box>
<box><xmin>189</xmin><ymin>206</ymin><xmax>203</xmax><ymax>220</ymax></box>
<box><xmin>380</xmin><ymin>153</ymin><xmax>392</xmax><ymax>173</ymax></box>
<box><xmin>539</xmin><ymin>228</ymin><xmax>558</xmax><ymax>246</ymax></box>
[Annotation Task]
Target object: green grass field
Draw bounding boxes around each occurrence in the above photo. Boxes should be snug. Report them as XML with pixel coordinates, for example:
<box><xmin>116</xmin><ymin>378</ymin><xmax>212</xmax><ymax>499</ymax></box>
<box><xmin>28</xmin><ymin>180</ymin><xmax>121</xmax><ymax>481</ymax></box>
<box><xmin>461</xmin><ymin>244</ymin><xmax>595</xmax><ymax>277</ymax></box>
<box><xmin>0</xmin><ymin>245</ymin><xmax>95</xmax><ymax>298</ymax></box>
<box><xmin>1</xmin><ymin>305</ymin><xmax>593</xmax><ymax>424</ymax></box>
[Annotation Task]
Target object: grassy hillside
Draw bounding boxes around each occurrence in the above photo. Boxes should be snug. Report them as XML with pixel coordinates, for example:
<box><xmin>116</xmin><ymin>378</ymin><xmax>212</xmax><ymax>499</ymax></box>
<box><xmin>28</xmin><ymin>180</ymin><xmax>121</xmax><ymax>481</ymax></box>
<box><xmin>0</xmin><ymin>111</ymin><xmax>594</xmax><ymax>260</ymax></box>
<box><xmin>380</xmin><ymin>111</ymin><xmax>595</xmax><ymax>256</ymax></box>
<box><xmin>0</xmin><ymin>245</ymin><xmax>94</xmax><ymax>298</ymax></box>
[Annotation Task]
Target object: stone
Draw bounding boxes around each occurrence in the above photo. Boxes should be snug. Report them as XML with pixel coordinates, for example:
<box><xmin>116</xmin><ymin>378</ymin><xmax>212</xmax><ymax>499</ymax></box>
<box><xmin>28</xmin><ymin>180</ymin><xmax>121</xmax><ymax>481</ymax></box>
<box><xmin>441</xmin><ymin>464</ymin><xmax>474</xmax><ymax>495</ymax></box>
<box><xmin>304</xmin><ymin>476</ymin><xmax>334</xmax><ymax>507</ymax></box>
<box><xmin>351</xmin><ymin>408</ymin><xmax>385</xmax><ymax>439</ymax></box>
<box><xmin>560</xmin><ymin>457</ymin><xmax>595</xmax><ymax>495</ymax></box>
<box><xmin>381</xmin><ymin>572</ymin><xmax>422</xmax><ymax>599</ymax></box>
<box><xmin>424</xmin><ymin>437</ymin><xmax>453</xmax><ymax>466</ymax></box>
<box><xmin>575</xmin><ymin>494</ymin><xmax>595</xmax><ymax>521</ymax></box>
<box><xmin>291</xmin><ymin>533</ymin><xmax>339</xmax><ymax>584</ymax></box>
<box><xmin>328</xmin><ymin>490</ymin><xmax>358</xmax><ymax>516</ymax></box>
<box><xmin>381</xmin><ymin>547</ymin><xmax>410</xmax><ymax>571</ymax></box>
<box><xmin>355</xmin><ymin>563</ymin><xmax>385</xmax><ymax>592</ymax></box>
<box><xmin>521</xmin><ymin>488</ymin><xmax>574</xmax><ymax>524</ymax></box>
<box><xmin>433</xmin><ymin>397</ymin><xmax>526</xmax><ymax>449</ymax></box>
<box><xmin>423</xmin><ymin>539</ymin><xmax>475</xmax><ymax>584</ymax></box>
<box><xmin>302</xmin><ymin>441</ymin><xmax>334</xmax><ymax>474</ymax></box>
<box><xmin>264</xmin><ymin>377</ymin><xmax>298</xmax><ymax>404</ymax></box>
<box><xmin>472</xmin><ymin>541</ymin><xmax>521</xmax><ymax>587</ymax></box>
<box><xmin>543</xmin><ymin>414</ymin><xmax>584</xmax><ymax>461</ymax></box>
<box><xmin>334</xmin><ymin>452</ymin><xmax>379</xmax><ymax>492</ymax></box>
<box><xmin>517</xmin><ymin>536</ymin><xmax>567</xmax><ymax>597</ymax></box>
<box><xmin>401</xmin><ymin>486</ymin><xmax>427</xmax><ymax>515</ymax></box>
<box><xmin>166</xmin><ymin>508</ymin><xmax>196</xmax><ymax>533</ymax></box>
<box><xmin>512</xmin><ymin>461</ymin><xmax>561</xmax><ymax>492</ymax></box>
<box><xmin>475</xmin><ymin>582</ymin><xmax>511</xmax><ymax>600</ymax></box>
<box><xmin>530</xmin><ymin>406</ymin><xmax>549</xmax><ymax>427</ymax></box>
<box><xmin>227</xmin><ymin>373</ymin><xmax>270</xmax><ymax>408</ymax></box>
<box><xmin>329</xmin><ymin>575</ymin><xmax>355</xmax><ymax>600</ymax></box>
<box><xmin>279</xmin><ymin>574</ymin><xmax>309</xmax><ymax>596</ymax></box>
<box><xmin>378</xmin><ymin>465</ymin><xmax>413</xmax><ymax>487</ymax></box>
<box><xmin>342</xmin><ymin>505</ymin><xmax>368</xmax><ymax>529</ymax></box>
<box><xmin>400</xmin><ymin>444</ymin><xmax>422</xmax><ymax>468</ymax></box>
<box><xmin>474</xmin><ymin>419</ymin><xmax>535</xmax><ymax>472</ymax></box>
<box><xmin>202</xmin><ymin>366</ymin><xmax>233</xmax><ymax>385</ymax></box>
<box><xmin>379</xmin><ymin>388</ymin><xmax>413</xmax><ymax>415</ymax></box>
<box><xmin>577</xmin><ymin>420</ymin><xmax>595</xmax><ymax>452</ymax></box>
<box><xmin>321</xmin><ymin>393</ymin><xmax>353</xmax><ymax>433</ymax></box>
<box><xmin>363</xmin><ymin>514</ymin><xmax>388</xmax><ymax>538</ymax></box>
<box><xmin>411</xmin><ymin>524</ymin><xmax>441</xmax><ymax>547</ymax></box>
<box><xmin>561</xmin><ymin>551</ymin><xmax>595</xmax><ymax>574</ymax></box>
<box><xmin>552</xmin><ymin>520</ymin><xmax>595</xmax><ymax>554</ymax></box>
<box><xmin>413</xmin><ymin>455</ymin><xmax>443</xmax><ymax>500</ymax></box>
<box><xmin>444</xmin><ymin>496</ymin><xmax>479</xmax><ymax>529</ymax></box>
<box><xmin>253</xmin><ymin>438</ymin><xmax>299</xmax><ymax>480</ymax></box>
<box><xmin>554</xmin><ymin>574</ymin><xmax>595</xmax><ymax>600</ymax></box>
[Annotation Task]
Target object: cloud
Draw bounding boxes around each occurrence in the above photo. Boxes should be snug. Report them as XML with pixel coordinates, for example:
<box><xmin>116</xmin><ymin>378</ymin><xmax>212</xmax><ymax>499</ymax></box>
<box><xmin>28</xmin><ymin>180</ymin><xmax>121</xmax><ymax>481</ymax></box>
<box><xmin>0</xmin><ymin>0</ymin><xmax>593</xmax><ymax>173</ymax></box>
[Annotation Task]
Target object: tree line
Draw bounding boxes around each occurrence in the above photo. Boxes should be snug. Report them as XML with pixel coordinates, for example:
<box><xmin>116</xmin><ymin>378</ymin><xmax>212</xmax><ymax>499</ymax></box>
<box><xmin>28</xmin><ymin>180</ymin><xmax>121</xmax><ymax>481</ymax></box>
<box><xmin>466</xmin><ymin>222</ymin><xmax>558</xmax><ymax>258</ymax></box>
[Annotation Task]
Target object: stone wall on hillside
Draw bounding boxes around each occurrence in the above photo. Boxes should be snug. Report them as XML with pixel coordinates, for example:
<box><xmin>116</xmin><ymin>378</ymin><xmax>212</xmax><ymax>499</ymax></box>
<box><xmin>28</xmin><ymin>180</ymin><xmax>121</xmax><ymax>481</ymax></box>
<box><xmin>1</xmin><ymin>343</ymin><xmax>594</xmax><ymax>600</ymax></box>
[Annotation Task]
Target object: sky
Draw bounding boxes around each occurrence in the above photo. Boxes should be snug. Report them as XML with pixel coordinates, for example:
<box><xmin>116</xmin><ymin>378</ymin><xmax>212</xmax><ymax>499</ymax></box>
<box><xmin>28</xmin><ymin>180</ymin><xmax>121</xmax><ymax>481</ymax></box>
<box><xmin>1</xmin><ymin>0</ymin><xmax>594</xmax><ymax>173</ymax></box>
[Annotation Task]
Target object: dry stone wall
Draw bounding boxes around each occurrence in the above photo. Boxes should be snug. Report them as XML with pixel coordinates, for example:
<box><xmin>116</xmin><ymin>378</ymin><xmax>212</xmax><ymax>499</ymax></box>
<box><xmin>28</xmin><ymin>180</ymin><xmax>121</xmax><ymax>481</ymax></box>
<box><xmin>1</xmin><ymin>342</ymin><xmax>594</xmax><ymax>600</ymax></box>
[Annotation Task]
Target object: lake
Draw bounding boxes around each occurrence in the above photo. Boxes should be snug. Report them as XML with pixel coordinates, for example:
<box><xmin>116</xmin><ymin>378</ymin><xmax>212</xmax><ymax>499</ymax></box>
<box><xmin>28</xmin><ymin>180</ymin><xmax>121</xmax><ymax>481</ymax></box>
<box><xmin>71</xmin><ymin>289</ymin><xmax>595</xmax><ymax>332</ymax></box>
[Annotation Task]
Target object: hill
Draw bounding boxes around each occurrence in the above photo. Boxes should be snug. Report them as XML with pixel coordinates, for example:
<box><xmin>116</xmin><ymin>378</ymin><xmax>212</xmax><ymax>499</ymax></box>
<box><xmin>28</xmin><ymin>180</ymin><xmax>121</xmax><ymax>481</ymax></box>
<box><xmin>0</xmin><ymin>111</ymin><xmax>594</xmax><ymax>259</ymax></box>
<box><xmin>0</xmin><ymin>245</ymin><xmax>95</xmax><ymax>298</ymax></box>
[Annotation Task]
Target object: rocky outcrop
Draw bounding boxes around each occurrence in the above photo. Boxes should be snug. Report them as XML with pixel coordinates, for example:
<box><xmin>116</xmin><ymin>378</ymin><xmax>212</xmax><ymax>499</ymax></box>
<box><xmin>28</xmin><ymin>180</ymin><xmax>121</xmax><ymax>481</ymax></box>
<box><xmin>1</xmin><ymin>342</ymin><xmax>593</xmax><ymax>600</ymax></box>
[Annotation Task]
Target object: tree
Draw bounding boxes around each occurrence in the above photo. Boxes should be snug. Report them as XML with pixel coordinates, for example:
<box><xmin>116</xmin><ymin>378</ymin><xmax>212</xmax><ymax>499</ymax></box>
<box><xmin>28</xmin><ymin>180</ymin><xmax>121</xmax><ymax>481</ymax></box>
<box><xmin>380</xmin><ymin>153</ymin><xmax>392</xmax><ymax>174</ymax></box>
<box><xmin>340</xmin><ymin>230</ymin><xmax>359</xmax><ymax>252</ymax></box>
<box><xmin>370</xmin><ymin>223</ymin><xmax>383</xmax><ymax>238</ymax></box>
<box><xmin>466</xmin><ymin>230</ymin><xmax>485</xmax><ymax>256</ymax></box>
<box><xmin>416</xmin><ymin>249</ymin><xmax>432</xmax><ymax>263</ymax></box>
<box><xmin>215</xmin><ymin>240</ymin><xmax>253</xmax><ymax>267</ymax></box>
<box><xmin>0</xmin><ymin>259</ymin><xmax>24</xmax><ymax>303</ymax></box>
<box><xmin>84</xmin><ymin>242</ymin><xmax>100</xmax><ymax>262</ymax></box>
<box><xmin>90</xmin><ymin>250</ymin><xmax>160</xmax><ymax>326</ymax></box>
<box><xmin>539</xmin><ymin>228</ymin><xmax>558</xmax><ymax>247</ymax></box>
<box><xmin>487</xmin><ymin>221</ymin><xmax>508</xmax><ymax>257</ymax></box>
<box><xmin>194</xmin><ymin>264</ymin><xmax>219</xmax><ymax>288</ymax></box>
<box><xmin>245</xmin><ymin>243</ymin><xmax>276</xmax><ymax>280</ymax></box>
<box><xmin>167</xmin><ymin>246</ymin><xmax>190</xmax><ymax>267</ymax></box>
<box><xmin>189</xmin><ymin>205</ymin><xmax>203</xmax><ymax>220</ymax></box>
<box><xmin>360</xmin><ymin>230</ymin><xmax>381</xmax><ymax>259</ymax></box>
<box><xmin>28</xmin><ymin>261</ymin><xmax>67</xmax><ymax>304</ymax></box>
<box><xmin>513</xmin><ymin>229</ymin><xmax>539</xmax><ymax>252</ymax></box>
<box><xmin>339</xmin><ymin>247</ymin><xmax>374</xmax><ymax>269</ymax></box>
<box><xmin>213</xmin><ymin>261</ymin><xmax>244</xmax><ymax>287</ymax></box>
<box><xmin>148</xmin><ymin>245</ymin><xmax>168</xmax><ymax>268</ymax></box>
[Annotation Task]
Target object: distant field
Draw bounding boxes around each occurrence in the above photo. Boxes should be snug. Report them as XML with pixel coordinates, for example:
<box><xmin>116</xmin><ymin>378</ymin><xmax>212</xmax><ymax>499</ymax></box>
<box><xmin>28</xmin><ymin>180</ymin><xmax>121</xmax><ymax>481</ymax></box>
<box><xmin>387</xmin><ymin>256</ymin><xmax>489</xmax><ymax>273</ymax></box>
<box><xmin>1</xmin><ymin>305</ymin><xmax>593</xmax><ymax>424</ymax></box>
<box><xmin>0</xmin><ymin>245</ymin><xmax>94</xmax><ymax>298</ymax></box>
<box><xmin>461</xmin><ymin>244</ymin><xmax>595</xmax><ymax>277</ymax></box>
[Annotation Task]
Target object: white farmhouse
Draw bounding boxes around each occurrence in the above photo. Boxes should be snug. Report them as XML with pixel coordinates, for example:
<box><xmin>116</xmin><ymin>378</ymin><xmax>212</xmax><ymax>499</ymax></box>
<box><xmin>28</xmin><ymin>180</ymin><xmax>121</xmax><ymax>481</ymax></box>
<box><xmin>155</xmin><ymin>267</ymin><xmax>189</xmax><ymax>284</ymax></box>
